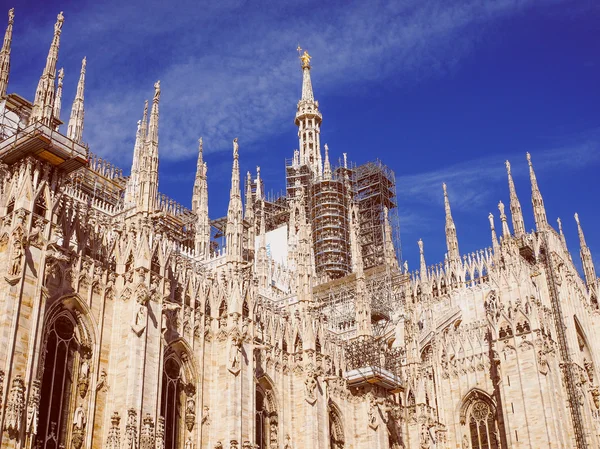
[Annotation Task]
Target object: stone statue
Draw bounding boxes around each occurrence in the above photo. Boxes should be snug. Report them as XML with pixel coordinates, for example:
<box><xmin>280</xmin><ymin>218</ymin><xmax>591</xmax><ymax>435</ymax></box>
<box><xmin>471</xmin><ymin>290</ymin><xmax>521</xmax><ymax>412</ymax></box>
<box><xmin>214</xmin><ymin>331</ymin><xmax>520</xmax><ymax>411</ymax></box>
<box><xmin>73</xmin><ymin>405</ymin><xmax>86</xmax><ymax>430</ymax></box>
<box><xmin>9</xmin><ymin>238</ymin><xmax>23</xmax><ymax>276</ymax></box>
<box><xmin>185</xmin><ymin>437</ymin><xmax>194</xmax><ymax>449</ymax></box>
<box><xmin>304</xmin><ymin>369</ymin><xmax>317</xmax><ymax>404</ymax></box>
<box><xmin>228</xmin><ymin>329</ymin><xmax>244</xmax><ymax>374</ymax></box>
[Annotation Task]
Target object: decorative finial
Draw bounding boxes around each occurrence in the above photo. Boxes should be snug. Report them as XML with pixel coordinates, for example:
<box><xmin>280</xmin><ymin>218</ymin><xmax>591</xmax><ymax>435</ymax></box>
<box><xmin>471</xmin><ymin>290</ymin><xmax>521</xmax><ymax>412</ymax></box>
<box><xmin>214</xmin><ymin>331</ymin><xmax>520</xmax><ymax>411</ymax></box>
<box><xmin>526</xmin><ymin>152</ymin><xmax>532</xmax><ymax>165</ymax></box>
<box><xmin>198</xmin><ymin>137</ymin><xmax>203</xmax><ymax>153</ymax></box>
<box><xmin>55</xmin><ymin>11</ymin><xmax>64</xmax><ymax>34</ymax></box>
<box><xmin>418</xmin><ymin>238</ymin><xmax>424</xmax><ymax>254</ymax></box>
<box><xmin>505</xmin><ymin>160</ymin><xmax>511</xmax><ymax>174</ymax></box>
<box><xmin>153</xmin><ymin>80</ymin><xmax>160</xmax><ymax>102</ymax></box>
<box><xmin>297</xmin><ymin>46</ymin><xmax>311</xmax><ymax>69</ymax></box>
<box><xmin>574</xmin><ymin>212</ymin><xmax>580</xmax><ymax>224</ymax></box>
<box><xmin>233</xmin><ymin>138</ymin><xmax>239</xmax><ymax>158</ymax></box>
<box><xmin>8</xmin><ymin>8</ymin><xmax>14</xmax><ymax>23</ymax></box>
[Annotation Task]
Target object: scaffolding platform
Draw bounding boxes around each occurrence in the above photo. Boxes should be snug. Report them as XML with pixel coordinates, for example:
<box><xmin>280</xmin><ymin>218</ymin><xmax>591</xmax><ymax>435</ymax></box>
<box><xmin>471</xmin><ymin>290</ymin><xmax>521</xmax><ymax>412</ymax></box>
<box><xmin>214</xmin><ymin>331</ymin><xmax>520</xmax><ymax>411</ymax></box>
<box><xmin>0</xmin><ymin>122</ymin><xmax>87</xmax><ymax>173</ymax></box>
<box><xmin>344</xmin><ymin>366</ymin><xmax>402</xmax><ymax>392</ymax></box>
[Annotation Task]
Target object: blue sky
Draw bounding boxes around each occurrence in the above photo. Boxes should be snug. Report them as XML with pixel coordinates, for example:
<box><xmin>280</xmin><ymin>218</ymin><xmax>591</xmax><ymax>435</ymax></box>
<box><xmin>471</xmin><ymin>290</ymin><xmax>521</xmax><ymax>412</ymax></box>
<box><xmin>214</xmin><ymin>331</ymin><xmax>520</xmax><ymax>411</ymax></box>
<box><xmin>6</xmin><ymin>0</ymin><xmax>600</xmax><ymax>271</ymax></box>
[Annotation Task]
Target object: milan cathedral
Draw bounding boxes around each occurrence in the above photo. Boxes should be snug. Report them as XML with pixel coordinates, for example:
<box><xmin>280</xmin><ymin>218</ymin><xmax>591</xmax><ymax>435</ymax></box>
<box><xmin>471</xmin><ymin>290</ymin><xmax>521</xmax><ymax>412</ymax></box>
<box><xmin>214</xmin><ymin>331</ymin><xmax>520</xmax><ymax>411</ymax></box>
<box><xmin>0</xmin><ymin>9</ymin><xmax>598</xmax><ymax>449</ymax></box>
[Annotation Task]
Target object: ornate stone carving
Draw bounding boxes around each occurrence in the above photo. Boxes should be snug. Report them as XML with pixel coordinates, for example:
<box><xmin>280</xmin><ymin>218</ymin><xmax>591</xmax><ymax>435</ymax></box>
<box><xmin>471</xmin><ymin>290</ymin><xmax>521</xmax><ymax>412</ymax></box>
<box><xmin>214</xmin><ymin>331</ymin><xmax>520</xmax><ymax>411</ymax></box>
<box><xmin>229</xmin><ymin>440</ymin><xmax>239</xmax><ymax>449</ymax></box>
<box><xmin>185</xmin><ymin>437</ymin><xmax>194</xmax><ymax>449</ymax></box>
<box><xmin>140</xmin><ymin>413</ymin><xmax>155</xmax><ymax>449</ymax></box>
<box><xmin>126</xmin><ymin>408</ymin><xmax>138</xmax><ymax>449</ymax></box>
<box><xmin>106</xmin><ymin>412</ymin><xmax>121</xmax><ymax>449</ymax></box>
<box><xmin>202</xmin><ymin>406</ymin><xmax>210</xmax><ymax>426</ymax></box>
<box><xmin>26</xmin><ymin>379</ymin><xmax>40</xmax><ymax>436</ymax></box>
<box><xmin>367</xmin><ymin>395</ymin><xmax>379</xmax><ymax>430</ymax></box>
<box><xmin>156</xmin><ymin>416</ymin><xmax>165</xmax><ymax>449</ymax></box>
<box><xmin>4</xmin><ymin>375</ymin><xmax>25</xmax><ymax>439</ymax></box>
<box><xmin>185</xmin><ymin>392</ymin><xmax>196</xmax><ymax>431</ymax></box>
<box><xmin>304</xmin><ymin>368</ymin><xmax>318</xmax><ymax>404</ymax></box>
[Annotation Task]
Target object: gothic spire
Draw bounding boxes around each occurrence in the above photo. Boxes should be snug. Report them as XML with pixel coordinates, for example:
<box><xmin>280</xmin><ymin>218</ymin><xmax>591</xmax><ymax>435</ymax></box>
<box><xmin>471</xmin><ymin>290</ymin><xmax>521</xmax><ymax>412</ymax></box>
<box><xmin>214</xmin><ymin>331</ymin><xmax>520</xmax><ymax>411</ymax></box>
<box><xmin>255</xmin><ymin>166</ymin><xmax>262</xmax><ymax>200</ymax></box>
<box><xmin>245</xmin><ymin>171</ymin><xmax>256</xmax><ymax>250</ymax></box>
<box><xmin>505</xmin><ymin>160</ymin><xmax>526</xmax><ymax>237</ymax></box>
<box><xmin>193</xmin><ymin>138</ymin><xmax>210</xmax><ymax>259</ymax></box>
<box><xmin>256</xmin><ymin>200</ymin><xmax>269</xmax><ymax>289</ymax></box>
<box><xmin>349</xmin><ymin>202</ymin><xmax>362</xmax><ymax>274</ymax></box>
<box><xmin>295</xmin><ymin>47</ymin><xmax>322</xmax><ymax>177</ymax></box>
<box><xmin>443</xmin><ymin>183</ymin><xmax>460</xmax><ymax>263</ymax></box>
<box><xmin>498</xmin><ymin>201</ymin><xmax>511</xmax><ymax>239</ymax></box>
<box><xmin>0</xmin><ymin>8</ymin><xmax>15</xmax><ymax>98</ymax></box>
<box><xmin>383</xmin><ymin>206</ymin><xmax>398</xmax><ymax>269</ymax></box>
<box><xmin>30</xmin><ymin>11</ymin><xmax>64</xmax><ymax>126</ymax></box>
<box><xmin>323</xmin><ymin>143</ymin><xmax>332</xmax><ymax>180</ymax></box>
<box><xmin>53</xmin><ymin>68</ymin><xmax>64</xmax><ymax>125</ymax></box>
<box><xmin>418</xmin><ymin>239</ymin><xmax>427</xmax><ymax>283</ymax></box>
<box><xmin>527</xmin><ymin>153</ymin><xmax>548</xmax><ymax>231</ymax></box>
<box><xmin>125</xmin><ymin>101</ymin><xmax>148</xmax><ymax>207</ymax></box>
<box><xmin>488</xmin><ymin>213</ymin><xmax>499</xmax><ymax>250</ymax></box>
<box><xmin>138</xmin><ymin>81</ymin><xmax>160</xmax><ymax>212</ymax></box>
<box><xmin>299</xmin><ymin>48</ymin><xmax>314</xmax><ymax>102</ymax></box>
<box><xmin>67</xmin><ymin>57</ymin><xmax>86</xmax><ymax>143</ymax></box>
<box><xmin>557</xmin><ymin>217</ymin><xmax>567</xmax><ymax>248</ymax></box>
<box><xmin>226</xmin><ymin>138</ymin><xmax>244</xmax><ymax>263</ymax></box>
<box><xmin>192</xmin><ymin>137</ymin><xmax>204</xmax><ymax>214</ymax></box>
<box><xmin>575</xmin><ymin>213</ymin><xmax>597</xmax><ymax>291</ymax></box>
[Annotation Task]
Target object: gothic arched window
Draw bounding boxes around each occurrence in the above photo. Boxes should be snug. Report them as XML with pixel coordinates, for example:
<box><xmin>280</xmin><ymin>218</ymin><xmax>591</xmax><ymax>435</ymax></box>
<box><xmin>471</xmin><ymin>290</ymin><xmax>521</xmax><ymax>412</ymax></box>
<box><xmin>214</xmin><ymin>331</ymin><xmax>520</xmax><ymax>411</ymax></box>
<box><xmin>256</xmin><ymin>379</ymin><xmax>278</xmax><ymax>449</ymax></box>
<box><xmin>161</xmin><ymin>357</ymin><xmax>184</xmax><ymax>449</ymax></box>
<box><xmin>468</xmin><ymin>400</ymin><xmax>499</xmax><ymax>449</ymax></box>
<box><xmin>328</xmin><ymin>402</ymin><xmax>345</xmax><ymax>449</ymax></box>
<box><xmin>460</xmin><ymin>391</ymin><xmax>502</xmax><ymax>449</ymax></box>
<box><xmin>37</xmin><ymin>313</ymin><xmax>81</xmax><ymax>449</ymax></box>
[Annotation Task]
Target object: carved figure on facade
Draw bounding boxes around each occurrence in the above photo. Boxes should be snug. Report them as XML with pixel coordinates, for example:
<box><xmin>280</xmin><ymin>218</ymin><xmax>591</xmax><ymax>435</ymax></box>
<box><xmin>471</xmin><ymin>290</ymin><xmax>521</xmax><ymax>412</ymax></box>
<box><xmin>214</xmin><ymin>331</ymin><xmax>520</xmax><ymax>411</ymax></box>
<box><xmin>228</xmin><ymin>327</ymin><xmax>244</xmax><ymax>375</ymax></box>
<box><xmin>9</xmin><ymin>231</ymin><xmax>24</xmax><ymax>277</ymax></box>
<box><xmin>304</xmin><ymin>367</ymin><xmax>318</xmax><ymax>404</ymax></box>
<box><xmin>185</xmin><ymin>391</ymin><xmax>196</xmax><ymax>431</ymax></box>
<box><xmin>4</xmin><ymin>374</ymin><xmax>25</xmax><ymax>439</ymax></box>
<box><xmin>72</xmin><ymin>404</ymin><xmax>86</xmax><ymax>449</ymax></box>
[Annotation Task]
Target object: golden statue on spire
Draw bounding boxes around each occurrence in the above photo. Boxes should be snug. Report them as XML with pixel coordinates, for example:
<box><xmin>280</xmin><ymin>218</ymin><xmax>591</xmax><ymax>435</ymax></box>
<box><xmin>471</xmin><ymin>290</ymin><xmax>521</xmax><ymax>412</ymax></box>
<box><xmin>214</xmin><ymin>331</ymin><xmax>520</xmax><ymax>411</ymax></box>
<box><xmin>297</xmin><ymin>45</ymin><xmax>311</xmax><ymax>69</ymax></box>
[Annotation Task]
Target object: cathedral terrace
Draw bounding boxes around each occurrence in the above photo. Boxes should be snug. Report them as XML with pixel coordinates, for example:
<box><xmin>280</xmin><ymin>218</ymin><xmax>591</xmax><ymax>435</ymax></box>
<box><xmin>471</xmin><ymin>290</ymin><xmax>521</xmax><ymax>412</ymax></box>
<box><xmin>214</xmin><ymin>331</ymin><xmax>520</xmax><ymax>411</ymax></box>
<box><xmin>0</xmin><ymin>6</ymin><xmax>599</xmax><ymax>449</ymax></box>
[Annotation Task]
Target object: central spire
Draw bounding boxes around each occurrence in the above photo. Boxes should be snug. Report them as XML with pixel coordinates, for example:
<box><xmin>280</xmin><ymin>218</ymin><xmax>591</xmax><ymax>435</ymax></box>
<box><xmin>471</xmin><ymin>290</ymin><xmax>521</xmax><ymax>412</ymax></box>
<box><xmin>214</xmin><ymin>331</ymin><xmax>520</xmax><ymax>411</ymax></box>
<box><xmin>295</xmin><ymin>47</ymin><xmax>322</xmax><ymax>178</ymax></box>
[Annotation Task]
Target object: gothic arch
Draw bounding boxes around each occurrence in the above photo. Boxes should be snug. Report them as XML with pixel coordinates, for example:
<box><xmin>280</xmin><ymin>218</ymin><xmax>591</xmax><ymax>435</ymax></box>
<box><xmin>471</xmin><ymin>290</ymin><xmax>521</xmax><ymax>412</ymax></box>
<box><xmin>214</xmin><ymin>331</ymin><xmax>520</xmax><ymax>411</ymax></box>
<box><xmin>161</xmin><ymin>339</ymin><xmax>198</xmax><ymax>449</ymax></box>
<box><xmin>35</xmin><ymin>294</ymin><xmax>98</xmax><ymax>449</ymax></box>
<box><xmin>256</xmin><ymin>374</ymin><xmax>279</xmax><ymax>449</ymax></box>
<box><xmin>328</xmin><ymin>400</ymin><xmax>345</xmax><ymax>449</ymax></box>
<box><xmin>459</xmin><ymin>389</ymin><xmax>501</xmax><ymax>449</ymax></box>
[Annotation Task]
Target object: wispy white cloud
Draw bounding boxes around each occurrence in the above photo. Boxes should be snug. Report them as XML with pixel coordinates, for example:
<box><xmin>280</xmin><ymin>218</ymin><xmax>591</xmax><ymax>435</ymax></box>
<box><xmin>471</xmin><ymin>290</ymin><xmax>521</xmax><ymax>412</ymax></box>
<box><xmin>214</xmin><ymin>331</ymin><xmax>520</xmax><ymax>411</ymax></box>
<box><xmin>20</xmin><ymin>0</ymin><xmax>570</xmax><ymax>166</ymax></box>
<box><xmin>397</xmin><ymin>134</ymin><xmax>600</xmax><ymax>211</ymax></box>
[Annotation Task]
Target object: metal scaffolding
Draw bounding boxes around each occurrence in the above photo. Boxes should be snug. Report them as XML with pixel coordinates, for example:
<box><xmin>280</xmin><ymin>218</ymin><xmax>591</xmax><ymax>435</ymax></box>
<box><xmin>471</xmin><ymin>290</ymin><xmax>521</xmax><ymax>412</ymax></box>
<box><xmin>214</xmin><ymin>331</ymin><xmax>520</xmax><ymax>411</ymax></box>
<box><xmin>353</xmin><ymin>159</ymin><xmax>401</xmax><ymax>269</ymax></box>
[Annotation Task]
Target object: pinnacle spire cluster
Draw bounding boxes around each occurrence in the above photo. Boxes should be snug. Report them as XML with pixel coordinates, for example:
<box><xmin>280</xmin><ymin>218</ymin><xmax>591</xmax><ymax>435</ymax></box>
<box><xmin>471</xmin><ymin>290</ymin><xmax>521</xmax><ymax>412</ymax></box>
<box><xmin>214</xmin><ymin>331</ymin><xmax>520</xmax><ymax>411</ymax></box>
<box><xmin>30</xmin><ymin>11</ymin><xmax>64</xmax><ymax>126</ymax></box>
